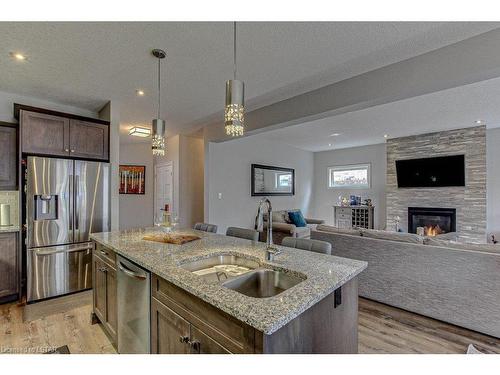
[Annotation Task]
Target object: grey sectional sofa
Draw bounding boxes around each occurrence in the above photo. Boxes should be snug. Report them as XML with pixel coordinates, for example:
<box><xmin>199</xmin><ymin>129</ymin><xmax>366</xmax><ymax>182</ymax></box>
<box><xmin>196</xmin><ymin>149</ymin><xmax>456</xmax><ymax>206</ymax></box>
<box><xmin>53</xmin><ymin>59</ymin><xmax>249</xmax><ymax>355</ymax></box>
<box><xmin>311</xmin><ymin>225</ymin><xmax>500</xmax><ymax>338</ymax></box>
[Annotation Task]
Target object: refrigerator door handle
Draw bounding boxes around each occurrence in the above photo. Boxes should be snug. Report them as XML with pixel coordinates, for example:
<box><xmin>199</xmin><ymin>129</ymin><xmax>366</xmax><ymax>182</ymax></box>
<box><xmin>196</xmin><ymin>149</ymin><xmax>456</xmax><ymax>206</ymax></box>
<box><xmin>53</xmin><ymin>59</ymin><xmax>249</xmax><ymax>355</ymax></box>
<box><xmin>74</xmin><ymin>175</ymin><xmax>79</xmax><ymax>231</ymax></box>
<box><xmin>69</xmin><ymin>175</ymin><xmax>73</xmax><ymax>231</ymax></box>
<box><xmin>33</xmin><ymin>244</ymin><xmax>94</xmax><ymax>256</ymax></box>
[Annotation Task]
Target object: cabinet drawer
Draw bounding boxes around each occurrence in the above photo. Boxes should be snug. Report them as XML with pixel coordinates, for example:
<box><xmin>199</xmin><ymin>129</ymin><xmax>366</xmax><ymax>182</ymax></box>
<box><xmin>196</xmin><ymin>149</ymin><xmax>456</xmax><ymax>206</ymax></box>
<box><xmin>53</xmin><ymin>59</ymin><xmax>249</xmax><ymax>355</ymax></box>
<box><xmin>336</xmin><ymin>213</ymin><xmax>351</xmax><ymax>220</ymax></box>
<box><xmin>94</xmin><ymin>243</ymin><xmax>116</xmax><ymax>268</ymax></box>
<box><xmin>152</xmin><ymin>274</ymin><xmax>255</xmax><ymax>353</ymax></box>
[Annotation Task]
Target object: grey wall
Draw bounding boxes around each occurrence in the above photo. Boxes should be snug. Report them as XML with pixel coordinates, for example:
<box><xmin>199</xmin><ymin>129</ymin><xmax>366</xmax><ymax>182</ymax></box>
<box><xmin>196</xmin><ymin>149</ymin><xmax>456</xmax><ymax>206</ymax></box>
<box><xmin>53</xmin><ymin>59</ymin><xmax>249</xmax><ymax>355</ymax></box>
<box><xmin>313</xmin><ymin>143</ymin><xmax>387</xmax><ymax>228</ymax></box>
<box><xmin>179</xmin><ymin>135</ymin><xmax>204</xmax><ymax>228</ymax></box>
<box><xmin>386</xmin><ymin>126</ymin><xmax>487</xmax><ymax>243</ymax></box>
<box><xmin>207</xmin><ymin>135</ymin><xmax>314</xmax><ymax>234</ymax></box>
<box><xmin>487</xmin><ymin>127</ymin><xmax>500</xmax><ymax>240</ymax></box>
<box><xmin>119</xmin><ymin>142</ymin><xmax>154</xmax><ymax>230</ymax></box>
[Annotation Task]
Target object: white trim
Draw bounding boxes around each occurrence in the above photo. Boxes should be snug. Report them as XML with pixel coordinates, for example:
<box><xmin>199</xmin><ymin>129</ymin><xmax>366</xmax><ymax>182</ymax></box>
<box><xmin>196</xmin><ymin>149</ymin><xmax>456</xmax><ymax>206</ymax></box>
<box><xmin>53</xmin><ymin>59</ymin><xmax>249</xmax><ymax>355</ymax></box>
<box><xmin>328</xmin><ymin>163</ymin><xmax>371</xmax><ymax>189</ymax></box>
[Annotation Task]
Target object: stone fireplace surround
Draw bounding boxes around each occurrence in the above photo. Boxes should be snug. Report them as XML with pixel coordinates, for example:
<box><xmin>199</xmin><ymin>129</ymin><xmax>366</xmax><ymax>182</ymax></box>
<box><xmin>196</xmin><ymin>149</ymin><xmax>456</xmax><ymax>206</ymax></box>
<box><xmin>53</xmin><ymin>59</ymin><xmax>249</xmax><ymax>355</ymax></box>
<box><xmin>386</xmin><ymin>126</ymin><xmax>486</xmax><ymax>243</ymax></box>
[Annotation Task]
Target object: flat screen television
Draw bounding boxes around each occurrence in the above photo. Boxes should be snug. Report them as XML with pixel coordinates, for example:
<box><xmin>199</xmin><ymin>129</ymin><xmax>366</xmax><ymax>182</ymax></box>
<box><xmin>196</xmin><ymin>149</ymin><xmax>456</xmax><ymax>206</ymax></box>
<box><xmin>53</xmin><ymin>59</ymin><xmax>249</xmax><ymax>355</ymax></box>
<box><xmin>395</xmin><ymin>155</ymin><xmax>465</xmax><ymax>188</ymax></box>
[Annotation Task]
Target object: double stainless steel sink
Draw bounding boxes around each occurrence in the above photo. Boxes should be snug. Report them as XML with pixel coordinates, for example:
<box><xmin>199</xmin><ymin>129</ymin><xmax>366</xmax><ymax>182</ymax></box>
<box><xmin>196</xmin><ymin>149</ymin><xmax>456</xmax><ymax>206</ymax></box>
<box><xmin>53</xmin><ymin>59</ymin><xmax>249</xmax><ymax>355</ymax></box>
<box><xmin>180</xmin><ymin>253</ymin><xmax>305</xmax><ymax>298</ymax></box>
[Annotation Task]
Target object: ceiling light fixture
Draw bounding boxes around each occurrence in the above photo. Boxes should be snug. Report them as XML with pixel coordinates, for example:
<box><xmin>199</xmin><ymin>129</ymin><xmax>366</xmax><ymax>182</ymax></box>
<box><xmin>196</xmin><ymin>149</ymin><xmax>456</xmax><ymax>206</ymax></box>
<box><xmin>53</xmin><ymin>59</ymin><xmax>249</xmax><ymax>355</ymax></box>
<box><xmin>136</xmin><ymin>89</ymin><xmax>145</xmax><ymax>96</ymax></box>
<box><xmin>328</xmin><ymin>143</ymin><xmax>332</xmax><ymax>147</ymax></box>
<box><xmin>129</xmin><ymin>126</ymin><xmax>151</xmax><ymax>138</ymax></box>
<box><xmin>329</xmin><ymin>133</ymin><xmax>340</xmax><ymax>137</ymax></box>
<box><xmin>384</xmin><ymin>134</ymin><xmax>389</xmax><ymax>139</ymax></box>
<box><xmin>224</xmin><ymin>22</ymin><xmax>245</xmax><ymax>137</ymax></box>
<box><xmin>10</xmin><ymin>52</ymin><xmax>26</xmax><ymax>61</ymax></box>
<box><xmin>151</xmin><ymin>49</ymin><xmax>166</xmax><ymax>156</ymax></box>
<box><xmin>475</xmin><ymin>120</ymin><xmax>484</xmax><ymax>125</ymax></box>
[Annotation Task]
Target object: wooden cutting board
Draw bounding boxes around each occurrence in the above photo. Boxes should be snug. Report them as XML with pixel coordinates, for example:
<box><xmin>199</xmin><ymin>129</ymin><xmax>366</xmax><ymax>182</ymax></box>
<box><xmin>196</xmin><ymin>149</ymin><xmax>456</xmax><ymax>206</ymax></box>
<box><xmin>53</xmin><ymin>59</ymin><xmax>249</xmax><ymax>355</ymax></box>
<box><xmin>142</xmin><ymin>233</ymin><xmax>201</xmax><ymax>245</ymax></box>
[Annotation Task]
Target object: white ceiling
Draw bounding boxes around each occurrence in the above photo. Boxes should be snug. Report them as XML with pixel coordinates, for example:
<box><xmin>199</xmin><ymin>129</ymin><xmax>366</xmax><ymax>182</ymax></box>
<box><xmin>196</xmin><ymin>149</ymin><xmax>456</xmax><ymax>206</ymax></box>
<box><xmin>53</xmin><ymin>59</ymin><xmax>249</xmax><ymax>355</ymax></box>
<box><xmin>260</xmin><ymin>75</ymin><xmax>500</xmax><ymax>152</ymax></box>
<box><xmin>0</xmin><ymin>22</ymin><xmax>498</xmax><ymax>144</ymax></box>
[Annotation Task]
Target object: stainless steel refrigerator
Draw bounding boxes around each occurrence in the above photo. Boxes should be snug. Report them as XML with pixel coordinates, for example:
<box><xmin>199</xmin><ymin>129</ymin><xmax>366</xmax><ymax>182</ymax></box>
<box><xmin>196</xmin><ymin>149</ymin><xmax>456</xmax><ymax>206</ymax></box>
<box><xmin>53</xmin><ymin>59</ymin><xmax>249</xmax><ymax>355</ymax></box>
<box><xmin>26</xmin><ymin>156</ymin><xmax>110</xmax><ymax>302</ymax></box>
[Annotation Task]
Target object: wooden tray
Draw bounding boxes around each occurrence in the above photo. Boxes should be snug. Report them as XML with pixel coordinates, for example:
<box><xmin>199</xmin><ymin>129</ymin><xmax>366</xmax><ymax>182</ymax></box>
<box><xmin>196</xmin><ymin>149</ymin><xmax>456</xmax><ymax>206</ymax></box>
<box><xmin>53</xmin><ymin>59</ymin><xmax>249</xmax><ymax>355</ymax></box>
<box><xmin>143</xmin><ymin>233</ymin><xmax>201</xmax><ymax>245</ymax></box>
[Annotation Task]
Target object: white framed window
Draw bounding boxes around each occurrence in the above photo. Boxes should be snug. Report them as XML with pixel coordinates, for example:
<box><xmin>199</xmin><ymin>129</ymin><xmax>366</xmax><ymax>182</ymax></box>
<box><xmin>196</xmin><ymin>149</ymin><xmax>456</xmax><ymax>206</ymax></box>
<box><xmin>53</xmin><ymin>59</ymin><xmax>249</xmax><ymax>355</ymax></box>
<box><xmin>328</xmin><ymin>163</ymin><xmax>371</xmax><ymax>189</ymax></box>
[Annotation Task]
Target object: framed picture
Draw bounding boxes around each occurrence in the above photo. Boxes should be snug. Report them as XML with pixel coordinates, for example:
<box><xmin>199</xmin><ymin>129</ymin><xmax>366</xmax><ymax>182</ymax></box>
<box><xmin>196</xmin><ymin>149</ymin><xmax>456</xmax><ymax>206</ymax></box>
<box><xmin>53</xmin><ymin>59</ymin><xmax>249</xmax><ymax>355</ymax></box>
<box><xmin>119</xmin><ymin>165</ymin><xmax>146</xmax><ymax>195</ymax></box>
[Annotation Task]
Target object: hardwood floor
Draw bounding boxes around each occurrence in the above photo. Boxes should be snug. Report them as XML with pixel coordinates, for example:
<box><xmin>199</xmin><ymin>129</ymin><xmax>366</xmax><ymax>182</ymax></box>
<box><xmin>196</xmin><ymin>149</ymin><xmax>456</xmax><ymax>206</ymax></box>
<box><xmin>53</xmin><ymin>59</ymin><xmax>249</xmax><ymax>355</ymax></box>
<box><xmin>358</xmin><ymin>298</ymin><xmax>500</xmax><ymax>354</ymax></box>
<box><xmin>0</xmin><ymin>291</ymin><xmax>115</xmax><ymax>354</ymax></box>
<box><xmin>1</xmin><ymin>294</ymin><xmax>499</xmax><ymax>354</ymax></box>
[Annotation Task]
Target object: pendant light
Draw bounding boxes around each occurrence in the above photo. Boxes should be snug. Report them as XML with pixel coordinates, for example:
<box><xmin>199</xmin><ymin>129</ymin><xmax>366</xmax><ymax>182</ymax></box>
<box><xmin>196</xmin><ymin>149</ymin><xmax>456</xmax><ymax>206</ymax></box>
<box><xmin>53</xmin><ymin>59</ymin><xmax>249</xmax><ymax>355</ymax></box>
<box><xmin>225</xmin><ymin>22</ymin><xmax>245</xmax><ymax>137</ymax></box>
<box><xmin>152</xmin><ymin>48</ymin><xmax>166</xmax><ymax>156</ymax></box>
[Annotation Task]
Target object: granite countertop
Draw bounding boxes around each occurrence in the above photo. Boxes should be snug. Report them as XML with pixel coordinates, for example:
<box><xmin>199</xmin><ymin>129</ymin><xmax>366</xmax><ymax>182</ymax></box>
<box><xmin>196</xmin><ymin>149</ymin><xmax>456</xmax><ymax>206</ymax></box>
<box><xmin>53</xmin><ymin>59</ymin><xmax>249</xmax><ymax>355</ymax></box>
<box><xmin>0</xmin><ymin>226</ymin><xmax>20</xmax><ymax>233</ymax></box>
<box><xmin>91</xmin><ymin>227</ymin><xmax>367</xmax><ymax>335</ymax></box>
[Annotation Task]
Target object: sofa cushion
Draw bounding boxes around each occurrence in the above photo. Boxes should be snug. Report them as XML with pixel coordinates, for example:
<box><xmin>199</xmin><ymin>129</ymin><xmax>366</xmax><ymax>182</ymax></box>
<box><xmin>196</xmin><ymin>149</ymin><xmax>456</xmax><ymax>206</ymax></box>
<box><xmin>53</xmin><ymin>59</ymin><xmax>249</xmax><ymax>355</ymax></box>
<box><xmin>294</xmin><ymin>226</ymin><xmax>311</xmax><ymax>238</ymax></box>
<box><xmin>360</xmin><ymin>229</ymin><xmax>425</xmax><ymax>244</ymax></box>
<box><xmin>288</xmin><ymin>210</ymin><xmax>307</xmax><ymax>227</ymax></box>
<box><xmin>272</xmin><ymin>211</ymin><xmax>288</xmax><ymax>223</ymax></box>
<box><xmin>316</xmin><ymin>224</ymin><xmax>362</xmax><ymax>236</ymax></box>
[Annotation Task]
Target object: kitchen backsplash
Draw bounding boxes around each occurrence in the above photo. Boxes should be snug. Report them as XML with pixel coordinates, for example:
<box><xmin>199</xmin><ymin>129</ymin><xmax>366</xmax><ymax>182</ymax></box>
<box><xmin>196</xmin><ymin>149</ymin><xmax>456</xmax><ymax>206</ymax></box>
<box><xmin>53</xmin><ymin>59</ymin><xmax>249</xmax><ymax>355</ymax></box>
<box><xmin>0</xmin><ymin>191</ymin><xmax>19</xmax><ymax>227</ymax></box>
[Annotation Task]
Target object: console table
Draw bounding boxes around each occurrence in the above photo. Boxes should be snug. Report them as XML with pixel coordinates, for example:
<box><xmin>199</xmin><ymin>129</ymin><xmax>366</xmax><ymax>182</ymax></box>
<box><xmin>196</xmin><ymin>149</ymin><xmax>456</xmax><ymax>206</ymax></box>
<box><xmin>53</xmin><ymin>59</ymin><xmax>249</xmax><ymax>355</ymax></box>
<box><xmin>333</xmin><ymin>205</ymin><xmax>374</xmax><ymax>229</ymax></box>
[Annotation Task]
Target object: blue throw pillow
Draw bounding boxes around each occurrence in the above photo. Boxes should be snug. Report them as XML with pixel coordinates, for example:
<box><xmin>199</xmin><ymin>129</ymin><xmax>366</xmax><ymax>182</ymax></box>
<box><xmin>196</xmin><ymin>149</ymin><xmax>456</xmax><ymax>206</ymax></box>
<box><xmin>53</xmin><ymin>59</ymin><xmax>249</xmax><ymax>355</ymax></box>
<box><xmin>288</xmin><ymin>211</ymin><xmax>307</xmax><ymax>227</ymax></box>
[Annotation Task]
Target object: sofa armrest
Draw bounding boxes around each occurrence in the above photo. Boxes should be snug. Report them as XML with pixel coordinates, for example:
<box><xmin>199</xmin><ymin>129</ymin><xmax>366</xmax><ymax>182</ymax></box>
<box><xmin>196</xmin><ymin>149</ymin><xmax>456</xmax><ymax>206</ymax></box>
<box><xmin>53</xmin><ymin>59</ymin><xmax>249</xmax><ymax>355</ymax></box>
<box><xmin>305</xmin><ymin>218</ymin><xmax>325</xmax><ymax>225</ymax></box>
<box><xmin>264</xmin><ymin>222</ymin><xmax>297</xmax><ymax>234</ymax></box>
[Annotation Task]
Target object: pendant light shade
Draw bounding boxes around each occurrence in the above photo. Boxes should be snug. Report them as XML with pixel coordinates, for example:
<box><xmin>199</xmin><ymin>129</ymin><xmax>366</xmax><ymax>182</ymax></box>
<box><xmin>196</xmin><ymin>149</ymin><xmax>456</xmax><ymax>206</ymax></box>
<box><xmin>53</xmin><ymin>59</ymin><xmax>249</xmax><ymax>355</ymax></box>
<box><xmin>225</xmin><ymin>22</ymin><xmax>245</xmax><ymax>137</ymax></box>
<box><xmin>152</xmin><ymin>48</ymin><xmax>166</xmax><ymax>156</ymax></box>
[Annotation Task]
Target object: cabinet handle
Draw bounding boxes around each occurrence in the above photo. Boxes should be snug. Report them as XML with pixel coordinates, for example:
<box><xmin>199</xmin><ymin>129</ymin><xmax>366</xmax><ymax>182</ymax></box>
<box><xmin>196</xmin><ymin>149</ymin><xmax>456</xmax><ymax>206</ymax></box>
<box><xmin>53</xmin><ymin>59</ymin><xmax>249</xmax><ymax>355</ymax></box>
<box><xmin>99</xmin><ymin>249</ymin><xmax>108</xmax><ymax>256</ymax></box>
<box><xmin>179</xmin><ymin>336</ymin><xmax>189</xmax><ymax>344</ymax></box>
<box><xmin>188</xmin><ymin>340</ymin><xmax>200</xmax><ymax>353</ymax></box>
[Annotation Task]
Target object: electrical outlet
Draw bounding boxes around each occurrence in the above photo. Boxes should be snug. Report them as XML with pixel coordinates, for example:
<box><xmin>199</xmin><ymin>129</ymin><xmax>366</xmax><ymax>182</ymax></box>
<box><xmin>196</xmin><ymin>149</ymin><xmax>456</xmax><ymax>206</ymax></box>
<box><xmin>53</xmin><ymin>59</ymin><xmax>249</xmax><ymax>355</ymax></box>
<box><xmin>218</xmin><ymin>193</ymin><xmax>223</xmax><ymax>200</ymax></box>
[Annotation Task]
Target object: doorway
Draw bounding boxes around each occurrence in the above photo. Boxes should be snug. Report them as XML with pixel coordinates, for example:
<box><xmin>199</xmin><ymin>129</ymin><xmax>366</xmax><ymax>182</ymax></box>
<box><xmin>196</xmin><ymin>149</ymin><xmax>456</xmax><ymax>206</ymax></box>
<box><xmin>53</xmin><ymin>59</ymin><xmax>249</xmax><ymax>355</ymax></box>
<box><xmin>154</xmin><ymin>162</ymin><xmax>173</xmax><ymax>221</ymax></box>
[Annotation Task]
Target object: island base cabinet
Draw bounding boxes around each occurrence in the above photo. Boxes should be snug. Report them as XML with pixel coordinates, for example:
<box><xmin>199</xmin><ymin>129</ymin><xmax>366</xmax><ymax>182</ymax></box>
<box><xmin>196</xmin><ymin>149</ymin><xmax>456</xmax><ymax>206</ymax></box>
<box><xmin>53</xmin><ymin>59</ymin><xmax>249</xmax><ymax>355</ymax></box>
<box><xmin>151</xmin><ymin>298</ymin><xmax>191</xmax><ymax>354</ymax></box>
<box><xmin>0</xmin><ymin>232</ymin><xmax>18</xmax><ymax>303</ymax></box>
<box><xmin>256</xmin><ymin>278</ymin><xmax>359</xmax><ymax>354</ymax></box>
<box><xmin>151</xmin><ymin>274</ymin><xmax>360</xmax><ymax>354</ymax></box>
<box><xmin>92</xmin><ymin>247</ymin><xmax>117</xmax><ymax>347</ymax></box>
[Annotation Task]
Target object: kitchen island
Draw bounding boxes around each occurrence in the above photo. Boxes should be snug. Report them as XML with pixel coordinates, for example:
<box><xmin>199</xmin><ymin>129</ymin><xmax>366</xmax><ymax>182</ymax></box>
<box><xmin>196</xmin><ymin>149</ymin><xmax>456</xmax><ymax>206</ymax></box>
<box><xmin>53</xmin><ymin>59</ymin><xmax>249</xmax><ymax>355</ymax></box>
<box><xmin>90</xmin><ymin>227</ymin><xmax>367</xmax><ymax>354</ymax></box>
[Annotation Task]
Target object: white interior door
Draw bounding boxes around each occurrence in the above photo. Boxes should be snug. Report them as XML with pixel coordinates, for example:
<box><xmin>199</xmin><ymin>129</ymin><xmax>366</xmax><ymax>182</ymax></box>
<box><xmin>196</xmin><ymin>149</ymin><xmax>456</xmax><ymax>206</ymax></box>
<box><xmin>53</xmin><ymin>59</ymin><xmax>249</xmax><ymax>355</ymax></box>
<box><xmin>154</xmin><ymin>163</ymin><xmax>173</xmax><ymax>220</ymax></box>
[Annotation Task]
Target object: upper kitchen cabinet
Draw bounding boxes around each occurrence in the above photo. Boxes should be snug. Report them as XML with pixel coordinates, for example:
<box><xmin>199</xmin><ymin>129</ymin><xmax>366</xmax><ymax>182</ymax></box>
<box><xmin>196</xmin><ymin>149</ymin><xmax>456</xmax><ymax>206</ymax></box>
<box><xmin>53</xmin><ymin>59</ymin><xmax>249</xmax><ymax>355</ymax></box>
<box><xmin>70</xmin><ymin>120</ymin><xmax>109</xmax><ymax>160</ymax></box>
<box><xmin>17</xmin><ymin>105</ymin><xmax>110</xmax><ymax>161</ymax></box>
<box><xmin>21</xmin><ymin>110</ymin><xmax>70</xmax><ymax>157</ymax></box>
<box><xmin>0</xmin><ymin>123</ymin><xmax>17</xmax><ymax>190</ymax></box>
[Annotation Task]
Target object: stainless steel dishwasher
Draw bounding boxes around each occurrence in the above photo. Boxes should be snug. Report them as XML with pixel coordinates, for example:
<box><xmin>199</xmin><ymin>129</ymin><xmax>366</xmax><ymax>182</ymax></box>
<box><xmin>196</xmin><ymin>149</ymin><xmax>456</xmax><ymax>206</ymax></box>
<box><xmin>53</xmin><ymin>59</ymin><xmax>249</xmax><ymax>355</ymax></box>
<box><xmin>117</xmin><ymin>255</ymin><xmax>151</xmax><ymax>353</ymax></box>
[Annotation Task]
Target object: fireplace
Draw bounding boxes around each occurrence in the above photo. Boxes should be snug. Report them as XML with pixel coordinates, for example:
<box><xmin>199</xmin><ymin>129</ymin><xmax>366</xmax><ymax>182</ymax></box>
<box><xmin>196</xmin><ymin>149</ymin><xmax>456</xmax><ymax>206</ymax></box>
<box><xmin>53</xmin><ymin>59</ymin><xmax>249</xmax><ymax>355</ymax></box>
<box><xmin>408</xmin><ymin>207</ymin><xmax>456</xmax><ymax>236</ymax></box>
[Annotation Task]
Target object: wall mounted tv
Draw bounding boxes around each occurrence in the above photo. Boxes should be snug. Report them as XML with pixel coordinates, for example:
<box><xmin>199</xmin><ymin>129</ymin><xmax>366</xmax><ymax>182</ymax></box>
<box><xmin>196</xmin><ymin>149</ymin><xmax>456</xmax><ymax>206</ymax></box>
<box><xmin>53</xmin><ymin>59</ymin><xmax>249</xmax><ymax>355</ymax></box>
<box><xmin>395</xmin><ymin>155</ymin><xmax>465</xmax><ymax>188</ymax></box>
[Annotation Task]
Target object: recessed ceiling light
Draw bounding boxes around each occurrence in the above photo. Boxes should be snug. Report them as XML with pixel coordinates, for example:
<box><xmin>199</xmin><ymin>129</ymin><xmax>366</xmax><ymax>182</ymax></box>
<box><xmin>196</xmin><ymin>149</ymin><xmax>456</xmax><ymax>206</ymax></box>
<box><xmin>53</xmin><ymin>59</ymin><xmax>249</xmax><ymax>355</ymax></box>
<box><xmin>328</xmin><ymin>143</ymin><xmax>332</xmax><ymax>147</ymax></box>
<box><xmin>129</xmin><ymin>126</ymin><xmax>151</xmax><ymax>137</ymax></box>
<box><xmin>136</xmin><ymin>89</ymin><xmax>145</xmax><ymax>96</ymax></box>
<box><xmin>329</xmin><ymin>133</ymin><xmax>340</xmax><ymax>137</ymax></box>
<box><xmin>384</xmin><ymin>134</ymin><xmax>389</xmax><ymax>138</ymax></box>
<box><xmin>475</xmin><ymin>120</ymin><xmax>484</xmax><ymax>125</ymax></box>
<box><xmin>9</xmin><ymin>52</ymin><xmax>26</xmax><ymax>61</ymax></box>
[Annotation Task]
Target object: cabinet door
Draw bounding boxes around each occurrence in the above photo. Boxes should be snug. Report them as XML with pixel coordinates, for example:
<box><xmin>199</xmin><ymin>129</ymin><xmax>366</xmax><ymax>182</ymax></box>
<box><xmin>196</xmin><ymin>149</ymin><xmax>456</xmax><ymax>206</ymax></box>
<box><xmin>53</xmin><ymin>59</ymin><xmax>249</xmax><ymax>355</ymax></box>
<box><xmin>21</xmin><ymin>110</ymin><xmax>70</xmax><ymax>157</ymax></box>
<box><xmin>151</xmin><ymin>298</ymin><xmax>191</xmax><ymax>354</ymax></box>
<box><xmin>69</xmin><ymin>120</ymin><xmax>109</xmax><ymax>160</ymax></box>
<box><xmin>105</xmin><ymin>266</ymin><xmax>117</xmax><ymax>340</ymax></box>
<box><xmin>93</xmin><ymin>256</ymin><xmax>107</xmax><ymax>323</ymax></box>
<box><xmin>0</xmin><ymin>233</ymin><xmax>18</xmax><ymax>299</ymax></box>
<box><xmin>0</xmin><ymin>125</ymin><xmax>17</xmax><ymax>190</ymax></box>
<box><xmin>190</xmin><ymin>326</ymin><xmax>231</xmax><ymax>354</ymax></box>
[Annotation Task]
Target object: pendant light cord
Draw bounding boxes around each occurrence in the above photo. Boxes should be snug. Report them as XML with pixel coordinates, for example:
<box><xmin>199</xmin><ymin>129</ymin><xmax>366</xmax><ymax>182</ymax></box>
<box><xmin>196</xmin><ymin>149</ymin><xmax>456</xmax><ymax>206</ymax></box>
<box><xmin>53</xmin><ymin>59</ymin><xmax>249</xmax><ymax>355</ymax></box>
<box><xmin>157</xmin><ymin>57</ymin><xmax>161</xmax><ymax>119</ymax></box>
<box><xmin>233</xmin><ymin>21</ymin><xmax>237</xmax><ymax>80</ymax></box>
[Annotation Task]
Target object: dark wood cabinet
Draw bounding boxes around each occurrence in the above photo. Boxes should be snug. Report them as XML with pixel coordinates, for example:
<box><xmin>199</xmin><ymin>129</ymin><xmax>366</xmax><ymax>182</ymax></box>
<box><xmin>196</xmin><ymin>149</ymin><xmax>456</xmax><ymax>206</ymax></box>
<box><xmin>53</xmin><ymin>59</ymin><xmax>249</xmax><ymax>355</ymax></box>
<box><xmin>21</xmin><ymin>110</ymin><xmax>70</xmax><ymax>157</ymax></box>
<box><xmin>92</xmin><ymin>247</ymin><xmax>117</xmax><ymax>346</ymax></box>
<box><xmin>151</xmin><ymin>298</ymin><xmax>191</xmax><ymax>354</ymax></box>
<box><xmin>190</xmin><ymin>326</ymin><xmax>231</xmax><ymax>354</ymax></box>
<box><xmin>152</xmin><ymin>273</ymin><xmax>359</xmax><ymax>354</ymax></box>
<box><xmin>19</xmin><ymin>108</ymin><xmax>109</xmax><ymax>161</ymax></box>
<box><xmin>0</xmin><ymin>232</ymin><xmax>18</xmax><ymax>301</ymax></box>
<box><xmin>69</xmin><ymin>120</ymin><xmax>109</xmax><ymax>160</ymax></box>
<box><xmin>0</xmin><ymin>124</ymin><xmax>17</xmax><ymax>190</ymax></box>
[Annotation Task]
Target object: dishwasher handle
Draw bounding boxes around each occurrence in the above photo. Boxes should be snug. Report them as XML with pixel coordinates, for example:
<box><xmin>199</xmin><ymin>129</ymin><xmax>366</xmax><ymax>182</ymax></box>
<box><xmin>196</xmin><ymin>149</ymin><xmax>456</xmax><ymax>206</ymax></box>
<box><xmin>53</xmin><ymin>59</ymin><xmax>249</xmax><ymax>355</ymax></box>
<box><xmin>118</xmin><ymin>261</ymin><xmax>147</xmax><ymax>280</ymax></box>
